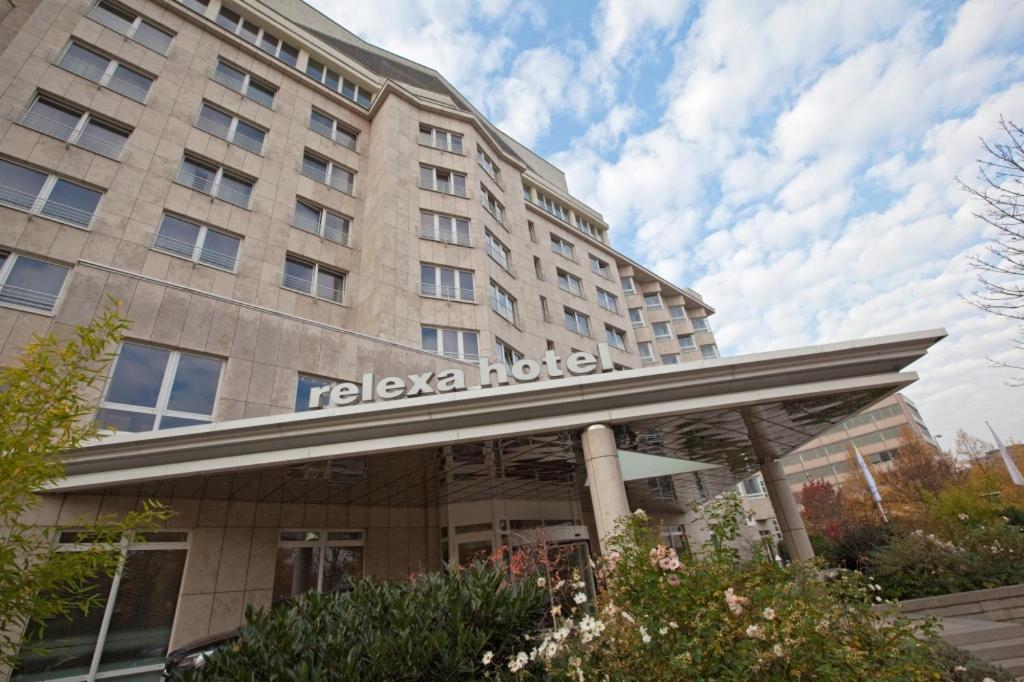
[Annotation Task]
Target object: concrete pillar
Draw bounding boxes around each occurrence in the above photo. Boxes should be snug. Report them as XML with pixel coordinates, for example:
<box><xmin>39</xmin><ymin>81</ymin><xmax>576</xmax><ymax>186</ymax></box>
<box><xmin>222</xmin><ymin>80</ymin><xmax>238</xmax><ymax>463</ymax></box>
<box><xmin>581</xmin><ymin>424</ymin><xmax>630</xmax><ymax>553</ymax></box>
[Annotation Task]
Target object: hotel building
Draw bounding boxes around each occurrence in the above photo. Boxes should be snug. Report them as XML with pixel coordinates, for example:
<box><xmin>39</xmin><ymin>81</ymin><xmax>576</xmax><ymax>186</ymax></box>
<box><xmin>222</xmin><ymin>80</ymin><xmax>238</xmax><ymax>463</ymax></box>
<box><xmin>0</xmin><ymin>0</ymin><xmax>945</xmax><ymax>679</ymax></box>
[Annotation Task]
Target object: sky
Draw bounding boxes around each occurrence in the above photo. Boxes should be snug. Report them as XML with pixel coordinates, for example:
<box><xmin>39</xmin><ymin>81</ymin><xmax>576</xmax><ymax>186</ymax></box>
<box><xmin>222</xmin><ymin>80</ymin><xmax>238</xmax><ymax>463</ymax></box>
<box><xmin>308</xmin><ymin>0</ymin><xmax>1024</xmax><ymax>449</ymax></box>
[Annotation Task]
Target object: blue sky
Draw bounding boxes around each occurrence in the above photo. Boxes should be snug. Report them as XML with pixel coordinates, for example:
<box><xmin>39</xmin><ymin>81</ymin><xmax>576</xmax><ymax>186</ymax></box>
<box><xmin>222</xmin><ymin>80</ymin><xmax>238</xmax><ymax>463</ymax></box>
<box><xmin>310</xmin><ymin>0</ymin><xmax>1024</xmax><ymax>448</ymax></box>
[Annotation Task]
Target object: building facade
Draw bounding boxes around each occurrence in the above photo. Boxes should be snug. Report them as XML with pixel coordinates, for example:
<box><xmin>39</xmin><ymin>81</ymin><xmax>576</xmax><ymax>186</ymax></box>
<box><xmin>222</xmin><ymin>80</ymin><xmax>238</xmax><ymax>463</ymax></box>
<box><xmin>0</xmin><ymin>0</ymin><xmax>944</xmax><ymax>680</ymax></box>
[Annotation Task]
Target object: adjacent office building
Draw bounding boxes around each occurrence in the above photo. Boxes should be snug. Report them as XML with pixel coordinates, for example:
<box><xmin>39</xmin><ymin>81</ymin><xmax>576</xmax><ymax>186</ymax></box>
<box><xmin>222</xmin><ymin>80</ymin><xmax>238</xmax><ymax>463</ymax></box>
<box><xmin>0</xmin><ymin>0</ymin><xmax>945</xmax><ymax>679</ymax></box>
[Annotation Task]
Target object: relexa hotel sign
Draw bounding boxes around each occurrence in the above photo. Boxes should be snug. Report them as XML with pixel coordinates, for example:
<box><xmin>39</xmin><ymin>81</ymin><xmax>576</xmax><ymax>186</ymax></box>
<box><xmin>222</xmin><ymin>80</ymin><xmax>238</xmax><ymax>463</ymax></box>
<box><xmin>308</xmin><ymin>344</ymin><xmax>619</xmax><ymax>409</ymax></box>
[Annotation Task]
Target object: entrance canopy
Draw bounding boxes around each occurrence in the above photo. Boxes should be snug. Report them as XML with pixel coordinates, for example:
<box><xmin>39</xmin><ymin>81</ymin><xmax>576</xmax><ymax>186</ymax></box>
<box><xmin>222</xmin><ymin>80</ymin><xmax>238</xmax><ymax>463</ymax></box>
<box><xmin>52</xmin><ymin>329</ymin><xmax>946</xmax><ymax>494</ymax></box>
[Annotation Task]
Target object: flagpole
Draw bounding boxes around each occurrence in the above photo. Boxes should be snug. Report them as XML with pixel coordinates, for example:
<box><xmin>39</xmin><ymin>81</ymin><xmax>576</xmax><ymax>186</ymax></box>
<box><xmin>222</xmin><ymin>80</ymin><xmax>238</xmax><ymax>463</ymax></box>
<box><xmin>853</xmin><ymin>445</ymin><xmax>889</xmax><ymax>522</ymax></box>
<box><xmin>986</xmin><ymin>422</ymin><xmax>1024</xmax><ymax>486</ymax></box>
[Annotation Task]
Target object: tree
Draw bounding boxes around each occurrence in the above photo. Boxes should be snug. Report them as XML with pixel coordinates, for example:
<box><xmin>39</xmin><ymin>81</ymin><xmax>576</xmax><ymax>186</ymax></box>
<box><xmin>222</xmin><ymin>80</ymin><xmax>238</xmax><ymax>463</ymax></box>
<box><xmin>0</xmin><ymin>306</ymin><xmax>171</xmax><ymax>668</ymax></box>
<box><xmin>795</xmin><ymin>479</ymin><xmax>845</xmax><ymax>541</ymax></box>
<box><xmin>959</xmin><ymin>116</ymin><xmax>1024</xmax><ymax>384</ymax></box>
<box><xmin>875</xmin><ymin>428</ymin><xmax>958</xmax><ymax>518</ymax></box>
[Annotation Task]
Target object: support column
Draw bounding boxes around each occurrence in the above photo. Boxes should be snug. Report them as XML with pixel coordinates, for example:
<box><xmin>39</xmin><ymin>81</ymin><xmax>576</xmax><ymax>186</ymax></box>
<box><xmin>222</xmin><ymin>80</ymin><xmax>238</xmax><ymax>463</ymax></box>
<box><xmin>741</xmin><ymin>409</ymin><xmax>814</xmax><ymax>562</ymax></box>
<box><xmin>581</xmin><ymin>424</ymin><xmax>630</xmax><ymax>553</ymax></box>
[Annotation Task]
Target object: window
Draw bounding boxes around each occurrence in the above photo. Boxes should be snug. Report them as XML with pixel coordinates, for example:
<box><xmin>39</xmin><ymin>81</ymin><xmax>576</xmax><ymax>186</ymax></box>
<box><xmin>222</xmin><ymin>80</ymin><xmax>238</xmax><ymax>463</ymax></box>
<box><xmin>629</xmin><ymin>307</ymin><xmax>644</xmax><ymax>327</ymax></box>
<box><xmin>536</xmin><ymin>191</ymin><xmax>569</xmax><ymax>222</ymax></box>
<box><xmin>700</xmin><ymin>344</ymin><xmax>719</xmax><ymax>359</ymax></box>
<box><xmin>196</xmin><ymin>102</ymin><xmax>265</xmax><ymax>154</ymax></box>
<box><xmin>0</xmin><ymin>252</ymin><xmax>69</xmax><ymax>313</ymax></box>
<box><xmin>480</xmin><ymin>184</ymin><xmax>504</xmax><ymax>224</ymax></box>
<box><xmin>605</xmin><ymin>326</ymin><xmax>626</xmax><ymax>350</ymax></box>
<box><xmin>677</xmin><ymin>334</ymin><xmax>695</xmax><ymax>351</ymax></box>
<box><xmin>420</xmin><ymin>210</ymin><xmax>470</xmax><ymax>246</ymax></box>
<box><xmin>693</xmin><ymin>317</ymin><xmax>710</xmax><ymax>332</ymax></box>
<box><xmin>484</xmin><ymin>230</ymin><xmax>510</xmax><ymax>270</ymax></box>
<box><xmin>652</xmin><ymin>322</ymin><xmax>671</xmax><ymax>339</ymax></box>
<box><xmin>282</xmin><ymin>256</ymin><xmax>346</xmax><ymax>303</ymax></box>
<box><xmin>95</xmin><ymin>342</ymin><xmax>222</xmax><ymax>431</ymax></box>
<box><xmin>213</xmin><ymin>59</ymin><xmax>276</xmax><ymax>107</ymax></box>
<box><xmin>176</xmin><ymin>0</ymin><xmax>208</xmax><ymax>13</ymax></box>
<box><xmin>301</xmin><ymin>151</ymin><xmax>355</xmax><ymax>195</ymax></box>
<box><xmin>12</xmin><ymin>532</ymin><xmax>188</xmax><ymax>680</ymax></box>
<box><xmin>597</xmin><ymin>288</ymin><xmax>619</xmax><ymax>313</ymax></box>
<box><xmin>22</xmin><ymin>95</ymin><xmax>130</xmax><ymax>159</ymax></box>
<box><xmin>477</xmin><ymin>146</ymin><xmax>500</xmax><ymax>182</ymax></box>
<box><xmin>533</xmin><ymin>256</ymin><xmax>544</xmax><ymax>281</ymax></box>
<box><xmin>59</xmin><ymin>41</ymin><xmax>153</xmax><ymax>102</ymax></box>
<box><xmin>296</xmin><ymin>374</ymin><xmax>335</xmax><ymax>411</ymax></box>
<box><xmin>419</xmin><ymin>125</ymin><xmax>463</xmax><ymax>153</ymax></box>
<box><xmin>644</xmin><ymin>292</ymin><xmax>663</xmax><ymax>310</ymax></box>
<box><xmin>589</xmin><ymin>254</ymin><xmax>611</xmax><ymax>279</ymax></box>
<box><xmin>0</xmin><ymin>158</ymin><xmax>102</xmax><ymax>228</ymax></box>
<box><xmin>527</xmin><ymin>221</ymin><xmax>537</xmax><ymax>243</ymax></box>
<box><xmin>622</xmin><ymin>276</ymin><xmax>636</xmax><ymax>294</ymax></box>
<box><xmin>550</xmin><ymin>234</ymin><xmax>575</xmax><ymax>260</ymax></box>
<box><xmin>420</xmin><ymin>165</ymin><xmax>466</xmax><ymax>197</ymax></box>
<box><xmin>305</xmin><ymin>58</ymin><xmax>372</xmax><ymax>108</ymax></box>
<box><xmin>576</xmin><ymin>215</ymin><xmax>600</xmax><ymax>239</ymax></box>
<box><xmin>638</xmin><ymin>341</ymin><xmax>654</xmax><ymax>364</ymax></box>
<box><xmin>563</xmin><ymin>307</ymin><xmax>590</xmax><ymax>336</ymax></box>
<box><xmin>176</xmin><ymin>155</ymin><xmax>253</xmax><ymax>208</ymax></box>
<box><xmin>421</xmin><ymin>263</ymin><xmax>474</xmax><ymax>302</ymax></box>
<box><xmin>522</xmin><ymin>184</ymin><xmax>532</xmax><ymax>202</ymax></box>
<box><xmin>273</xmin><ymin>530</ymin><xmax>363</xmax><ymax>601</ymax></box>
<box><xmin>309</xmin><ymin>109</ymin><xmax>358</xmax><ymax>150</ymax></box>
<box><xmin>539</xmin><ymin>295</ymin><xmax>550</xmax><ymax>323</ymax></box>
<box><xmin>490</xmin><ymin>282</ymin><xmax>516</xmax><ymax>323</ymax></box>
<box><xmin>293</xmin><ymin>199</ymin><xmax>351</xmax><ymax>246</ymax></box>
<box><xmin>661</xmin><ymin>354</ymin><xmax>679</xmax><ymax>365</ymax></box>
<box><xmin>669</xmin><ymin>305</ymin><xmax>687</xmax><ymax>321</ymax></box>
<box><xmin>557</xmin><ymin>269</ymin><xmax>583</xmax><ymax>297</ymax></box>
<box><xmin>89</xmin><ymin>0</ymin><xmax>174</xmax><ymax>54</ymax></box>
<box><xmin>495</xmin><ymin>338</ymin><xmax>523</xmax><ymax>367</ymax></box>
<box><xmin>546</xmin><ymin>339</ymin><xmax>555</xmax><ymax>351</ymax></box>
<box><xmin>216</xmin><ymin>7</ymin><xmax>297</xmax><ymax>66</ymax></box>
<box><xmin>421</xmin><ymin>326</ymin><xmax>479</xmax><ymax>360</ymax></box>
<box><xmin>153</xmin><ymin>214</ymin><xmax>240</xmax><ymax>270</ymax></box>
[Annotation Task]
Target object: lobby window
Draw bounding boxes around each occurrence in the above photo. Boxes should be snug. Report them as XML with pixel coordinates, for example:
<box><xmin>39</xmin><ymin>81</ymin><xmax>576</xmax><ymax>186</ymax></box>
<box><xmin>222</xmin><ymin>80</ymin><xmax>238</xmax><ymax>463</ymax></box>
<box><xmin>420</xmin><ymin>165</ymin><xmax>467</xmax><ymax>197</ymax></box>
<box><xmin>536</xmin><ymin>191</ymin><xmax>569</xmax><ymax>222</ymax></box>
<box><xmin>302</xmin><ymin>150</ymin><xmax>355</xmax><ymax>195</ymax></box>
<box><xmin>557</xmin><ymin>269</ymin><xmax>583</xmax><ymax>297</ymax></box>
<box><xmin>293</xmin><ymin>199</ymin><xmax>351</xmax><ymax>246</ymax></box>
<box><xmin>490</xmin><ymin>281</ymin><xmax>517</xmax><ymax>324</ymax></box>
<box><xmin>563</xmin><ymin>307</ymin><xmax>590</xmax><ymax>337</ymax></box>
<box><xmin>589</xmin><ymin>254</ymin><xmax>611</xmax><ymax>279</ymax></box>
<box><xmin>677</xmin><ymin>334</ymin><xmax>695</xmax><ymax>351</ymax></box>
<box><xmin>669</xmin><ymin>305</ymin><xmax>687</xmax><ymax>321</ymax></box>
<box><xmin>0</xmin><ymin>158</ymin><xmax>102</xmax><ymax>228</ymax></box>
<box><xmin>21</xmin><ymin>95</ymin><xmax>130</xmax><ymax>159</ymax></box>
<box><xmin>629</xmin><ymin>307</ymin><xmax>644</xmax><ymax>327</ymax></box>
<box><xmin>527</xmin><ymin>220</ymin><xmax>537</xmax><ymax>243</ymax></box>
<box><xmin>216</xmin><ymin>7</ymin><xmax>297</xmax><ymax>66</ymax></box>
<box><xmin>196</xmin><ymin>102</ymin><xmax>266</xmax><ymax>154</ymax></box>
<box><xmin>153</xmin><ymin>213</ymin><xmax>240</xmax><ymax>271</ymax></box>
<box><xmin>309</xmin><ymin>109</ymin><xmax>358</xmax><ymax>150</ymax></box>
<box><xmin>282</xmin><ymin>255</ymin><xmax>346</xmax><ymax>304</ymax></box>
<box><xmin>484</xmin><ymin>229</ymin><xmax>510</xmax><ymax>271</ymax></box>
<box><xmin>480</xmin><ymin>184</ymin><xmax>504</xmax><ymax>224</ymax></box>
<box><xmin>638</xmin><ymin>341</ymin><xmax>654</xmax><ymax>364</ymax></box>
<box><xmin>477</xmin><ymin>146</ymin><xmax>500</xmax><ymax>183</ymax></box>
<box><xmin>533</xmin><ymin>256</ymin><xmax>544</xmax><ymax>281</ymax></box>
<box><xmin>693</xmin><ymin>317</ymin><xmax>711</xmax><ymax>332</ymax></box>
<box><xmin>622</xmin><ymin>276</ymin><xmax>636</xmax><ymax>294</ymax></box>
<box><xmin>273</xmin><ymin>530</ymin><xmax>363</xmax><ymax>602</ymax></box>
<box><xmin>306</xmin><ymin>58</ymin><xmax>372</xmax><ymax>108</ymax></box>
<box><xmin>296</xmin><ymin>374</ymin><xmax>335</xmax><ymax>411</ymax></box>
<box><xmin>89</xmin><ymin>0</ymin><xmax>174</xmax><ymax>54</ymax></box>
<box><xmin>420</xmin><ymin>125</ymin><xmax>463</xmax><ymax>153</ymax></box>
<box><xmin>421</xmin><ymin>263</ymin><xmax>474</xmax><ymax>302</ymax></box>
<box><xmin>0</xmin><ymin>251</ymin><xmax>69</xmax><ymax>313</ymax></box>
<box><xmin>605</xmin><ymin>325</ymin><xmax>627</xmax><ymax>351</ymax></box>
<box><xmin>213</xmin><ymin>58</ymin><xmax>276</xmax><ymax>107</ymax></box>
<box><xmin>12</xmin><ymin>531</ymin><xmax>188</xmax><ymax>680</ymax></box>
<box><xmin>652</xmin><ymin>322</ymin><xmax>671</xmax><ymax>339</ymax></box>
<box><xmin>661</xmin><ymin>353</ymin><xmax>679</xmax><ymax>365</ymax></box>
<box><xmin>420</xmin><ymin>210</ymin><xmax>470</xmax><ymax>246</ymax></box>
<box><xmin>597</xmin><ymin>288</ymin><xmax>619</xmax><ymax>313</ymax></box>
<box><xmin>700</xmin><ymin>344</ymin><xmax>719</xmax><ymax>359</ymax></box>
<box><xmin>58</xmin><ymin>41</ymin><xmax>153</xmax><ymax>102</ymax></box>
<box><xmin>539</xmin><ymin>295</ymin><xmax>550</xmax><ymax>322</ymax></box>
<box><xmin>421</xmin><ymin>326</ymin><xmax>479</xmax><ymax>361</ymax></box>
<box><xmin>495</xmin><ymin>337</ymin><xmax>523</xmax><ymax>367</ymax></box>
<box><xmin>176</xmin><ymin>154</ymin><xmax>253</xmax><ymax>208</ymax></box>
<box><xmin>576</xmin><ymin>215</ymin><xmax>599</xmax><ymax>239</ymax></box>
<box><xmin>96</xmin><ymin>342</ymin><xmax>222</xmax><ymax>431</ymax></box>
<box><xmin>550</xmin><ymin>234</ymin><xmax>575</xmax><ymax>260</ymax></box>
<box><xmin>644</xmin><ymin>292</ymin><xmax>663</xmax><ymax>310</ymax></box>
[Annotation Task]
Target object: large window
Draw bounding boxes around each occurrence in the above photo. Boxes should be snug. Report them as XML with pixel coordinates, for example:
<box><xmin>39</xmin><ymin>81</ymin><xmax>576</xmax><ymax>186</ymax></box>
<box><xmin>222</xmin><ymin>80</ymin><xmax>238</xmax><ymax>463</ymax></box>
<box><xmin>693</xmin><ymin>317</ymin><xmax>711</xmax><ymax>332</ymax></box>
<box><xmin>495</xmin><ymin>338</ymin><xmax>523</xmax><ymax>367</ymax></box>
<box><xmin>305</xmin><ymin>58</ymin><xmax>372</xmax><ymax>108</ymax></box>
<box><xmin>550</xmin><ymin>234</ymin><xmax>575</xmax><ymax>260</ymax></box>
<box><xmin>309</xmin><ymin>109</ymin><xmax>358</xmax><ymax>150</ymax></box>
<box><xmin>638</xmin><ymin>341</ymin><xmax>654</xmax><ymax>364</ymax></box>
<box><xmin>597</xmin><ymin>288</ymin><xmax>619</xmax><ymax>313</ymax></box>
<box><xmin>419</xmin><ymin>165</ymin><xmax>466</xmax><ymax>197</ymax></box>
<box><xmin>628</xmin><ymin>307</ymin><xmax>644</xmax><ymax>327</ymax></box>
<box><xmin>11</xmin><ymin>531</ymin><xmax>188</xmax><ymax>681</ymax></box>
<box><xmin>621</xmin><ymin>276</ymin><xmax>636</xmax><ymax>294</ymax></box>
<box><xmin>0</xmin><ymin>158</ymin><xmax>102</xmax><ymax>228</ymax></box>
<box><xmin>484</xmin><ymin>230</ymin><xmax>510</xmax><ymax>271</ymax></box>
<box><xmin>605</xmin><ymin>326</ymin><xmax>627</xmax><ymax>350</ymax></box>
<box><xmin>58</xmin><ymin>42</ymin><xmax>153</xmax><ymax>102</ymax></box>
<box><xmin>216</xmin><ymin>7</ymin><xmax>298</xmax><ymax>66</ymax></box>
<box><xmin>563</xmin><ymin>307</ymin><xmax>590</xmax><ymax>337</ymax></box>
<box><xmin>0</xmin><ymin>252</ymin><xmax>70</xmax><ymax>313</ymax></box>
<box><xmin>669</xmin><ymin>305</ymin><xmax>687</xmax><ymax>321</ymax></box>
<box><xmin>295</xmin><ymin>374</ymin><xmax>334</xmax><ymax>411</ymax></box>
<box><xmin>196</xmin><ymin>102</ymin><xmax>265</xmax><ymax>154</ymax></box>
<box><xmin>176</xmin><ymin>0</ymin><xmax>207</xmax><ymax>13</ymax></box>
<box><xmin>421</xmin><ymin>326</ymin><xmax>479</xmax><ymax>360</ymax></box>
<box><xmin>661</xmin><ymin>353</ymin><xmax>679</xmax><ymax>365</ymax></box>
<box><xmin>293</xmin><ymin>199</ymin><xmax>351</xmax><ymax>246</ymax></box>
<box><xmin>89</xmin><ymin>0</ymin><xmax>174</xmax><ymax>54</ymax></box>
<box><xmin>700</xmin><ymin>344</ymin><xmax>719</xmax><ymax>359</ymax></box>
<box><xmin>536</xmin><ymin>191</ymin><xmax>569</xmax><ymax>222</ymax></box>
<box><xmin>420</xmin><ymin>210</ymin><xmax>470</xmax><ymax>246</ymax></box>
<box><xmin>479</xmin><ymin>184</ymin><xmax>503</xmax><ymax>224</ymax></box>
<box><xmin>301</xmin><ymin>151</ymin><xmax>355</xmax><ymax>195</ymax></box>
<box><xmin>282</xmin><ymin>256</ymin><xmax>346</xmax><ymax>303</ymax></box>
<box><xmin>212</xmin><ymin>59</ymin><xmax>276</xmax><ymax>107</ymax></box>
<box><xmin>273</xmin><ymin>530</ymin><xmax>363</xmax><ymax>601</ymax></box>
<box><xmin>589</xmin><ymin>254</ymin><xmax>611</xmax><ymax>279</ymax></box>
<box><xmin>576</xmin><ymin>215</ymin><xmax>600</xmax><ymax>239</ymax></box>
<box><xmin>176</xmin><ymin>155</ymin><xmax>253</xmax><ymax>208</ymax></box>
<box><xmin>652</xmin><ymin>322</ymin><xmax>671</xmax><ymax>339</ymax></box>
<box><xmin>490</xmin><ymin>282</ymin><xmax>516</xmax><ymax>324</ymax></box>
<box><xmin>153</xmin><ymin>214</ymin><xmax>240</xmax><ymax>271</ymax></box>
<box><xmin>677</xmin><ymin>334</ymin><xmax>695</xmax><ymax>351</ymax></box>
<box><xmin>421</xmin><ymin>263</ymin><xmax>474</xmax><ymax>302</ymax></box>
<box><xmin>643</xmin><ymin>292</ymin><xmax>663</xmax><ymax>310</ymax></box>
<box><xmin>557</xmin><ymin>269</ymin><xmax>583</xmax><ymax>297</ymax></box>
<box><xmin>96</xmin><ymin>343</ymin><xmax>222</xmax><ymax>431</ymax></box>
<box><xmin>420</xmin><ymin>125</ymin><xmax>463</xmax><ymax>153</ymax></box>
<box><xmin>477</xmin><ymin>146</ymin><xmax>500</xmax><ymax>182</ymax></box>
<box><xmin>21</xmin><ymin>95</ymin><xmax>130</xmax><ymax>159</ymax></box>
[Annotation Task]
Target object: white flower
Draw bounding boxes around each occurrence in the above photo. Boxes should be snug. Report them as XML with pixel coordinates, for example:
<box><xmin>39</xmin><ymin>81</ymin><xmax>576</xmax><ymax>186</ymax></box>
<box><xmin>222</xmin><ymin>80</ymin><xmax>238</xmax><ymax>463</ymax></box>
<box><xmin>958</xmin><ymin>513</ymin><xmax>969</xmax><ymax>521</ymax></box>
<box><xmin>724</xmin><ymin>587</ymin><xmax>747</xmax><ymax>616</ymax></box>
<box><xmin>746</xmin><ymin>624</ymin><xmax>763</xmax><ymax>639</ymax></box>
<box><xmin>658</xmin><ymin>626</ymin><xmax>669</xmax><ymax>635</ymax></box>
<box><xmin>772</xmin><ymin>643</ymin><xmax>784</xmax><ymax>657</ymax></box>
<box><xmin>639</xmin><ymin>626</ymin><xmax>652</xmax><ymax>644</ymax></box>
<box><xmin>536</xmin><ymin>577</ymin><xmax>546</xmax><ymax>587</ymax></box>
<box><xmin>579</xmin><ymin>615</ymin><xmax>605</xmax><ymax>643</ymax></box>
<box><xmin>762</xmin><ymin>607</ymin><xmax>776</xmax><ymax>621</ymax></box>
<box><xmin>668</xmin><ymin>620</ymin><xmax>678</xmax><ymax>629</ymax></box>
<box><xmin>550</xmin><ymin>604</ymin><xmax>562</xmax><ymax>617</ymax></box>
<box><xmin>573</xmin><ymin>591</ymin><xmax>588</xmax><ymax>605</ymax></box>
<box><xmin>508</xmin><ymin>651</ymin><xmax>529</xmax><ymax>673</ymax></box>
<box><xmin>633</xmin><ymin>508</ymin><xmax>647</xmax><ymax>518</ymax></box>
<box><xmin>481</xmin><ymin>651</ymin><xmax>493</xmax><ymax>665</ymax></box>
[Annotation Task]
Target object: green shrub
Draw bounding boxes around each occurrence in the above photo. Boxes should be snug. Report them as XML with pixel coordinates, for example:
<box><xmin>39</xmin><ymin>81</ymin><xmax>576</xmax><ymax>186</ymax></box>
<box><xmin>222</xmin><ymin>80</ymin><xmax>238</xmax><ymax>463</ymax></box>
<box><xmin>189</xmin><ymin>562</ymin><xmax>548</xmax><ymax>681</ymax></box>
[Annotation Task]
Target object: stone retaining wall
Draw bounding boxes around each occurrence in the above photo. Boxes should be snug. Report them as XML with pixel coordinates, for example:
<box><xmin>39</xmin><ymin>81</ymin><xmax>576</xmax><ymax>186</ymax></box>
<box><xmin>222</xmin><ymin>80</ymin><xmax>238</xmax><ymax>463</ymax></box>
<box><xmin>899</xmin><ymin>584</ymin><xmax>1024</xmax><ymax>624</ymax></box>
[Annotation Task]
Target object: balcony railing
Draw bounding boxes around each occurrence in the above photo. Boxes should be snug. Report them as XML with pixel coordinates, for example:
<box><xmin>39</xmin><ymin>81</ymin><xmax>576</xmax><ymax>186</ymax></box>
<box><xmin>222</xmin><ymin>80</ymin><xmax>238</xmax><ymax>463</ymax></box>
<box><xmin>420</xmin><ymin>282</ymin><xmax>475</xmax><ymax>303</ymax></box>
<box><xmin>0</xmin><ymin>184</ymin><xmax>95</xmax><ymax>227</ymax></box>
<box><xmin>309</xmin><ymin>118</ymin><xmax>358</xmax><ymax>152</ymax></box>
<box><xmin>58</xmin><ymin>53</ymin><xmax>151</xmax><ymax>103</ymax></box>
<box><xmin>175</xmin><ymin>167</ymin><xmax>252</xmax><ymax>209</ymax></box>
<box><xmin>490</xmin><ymin>295</ymin><xmax>515</xmax><ymax>323</ymax></box>
<box><xmin>419</xmin><ymin>225</ymin><xmax>471</xmax><ymax>247</ymax></box>
<box><xmin>293</xmin><ymin>213</ymin><xmax>351</xmax><ymax>247</ymax></box>
<box><xmin>17</xmin><ymin>106</ymin><xmax>128</xmax><ymax>160</ymax></box>
<box><xmin>300</xmin><ymin>160</ymin><xmax>354</xmax><ymax>195</ymax></box>
<box><xmin>195</xmin><ymin>115</ymin><xmax>264</xmax><ymax>155</ymax></box>
<box><xmin>151</xmin><ymin>231</ymin><xmax>238</xmax><ymax>271</ymax></box>
<box><xmin>281</xmin><ymin>272</ymin><xmax>345</xmax><ymax>304</ymax></box>
<box><xmin>0</xmin><ymin>283</ymin><xmax>60</xmax><ymax>312</ymax></box>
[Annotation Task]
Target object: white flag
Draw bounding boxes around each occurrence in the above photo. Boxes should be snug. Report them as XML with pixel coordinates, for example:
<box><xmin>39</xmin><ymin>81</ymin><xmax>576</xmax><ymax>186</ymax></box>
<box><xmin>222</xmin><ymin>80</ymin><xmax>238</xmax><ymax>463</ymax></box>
<box><xmin>987</xmin><ymin>422</ymin><xmax>1024</xmax><ymax>487</ymax></box>
<box><xmin>853</xmin><ymin>445</ymin><xmax>888</xmax><ymax>521</ymax></box>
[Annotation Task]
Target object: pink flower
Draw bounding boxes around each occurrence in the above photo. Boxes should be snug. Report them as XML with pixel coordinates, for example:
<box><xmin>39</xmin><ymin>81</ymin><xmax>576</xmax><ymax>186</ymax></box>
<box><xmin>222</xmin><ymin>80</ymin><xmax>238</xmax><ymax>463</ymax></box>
<box><xmin>666</xmin><ymin>574</ymin><xmax>680</xmax><ymax>587</ymax></box>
